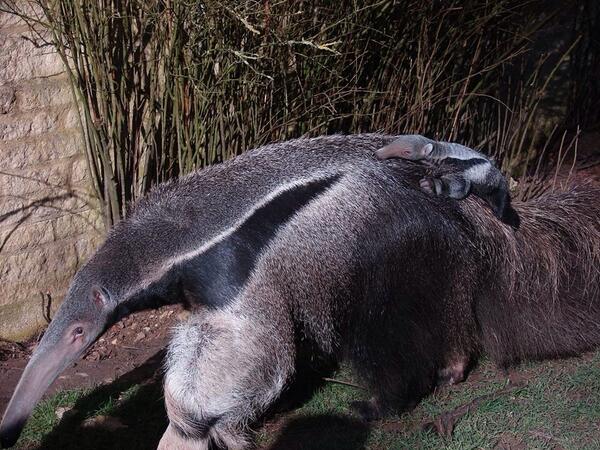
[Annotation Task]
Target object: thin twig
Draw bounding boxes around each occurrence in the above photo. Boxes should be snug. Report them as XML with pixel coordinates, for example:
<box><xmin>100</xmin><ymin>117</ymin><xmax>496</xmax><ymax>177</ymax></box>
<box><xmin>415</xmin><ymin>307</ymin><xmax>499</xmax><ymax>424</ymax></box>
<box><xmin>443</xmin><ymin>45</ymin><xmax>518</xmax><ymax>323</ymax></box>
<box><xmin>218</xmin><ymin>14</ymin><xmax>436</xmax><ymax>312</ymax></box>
<box><xmin>322</xmin><ymin>378</ymin><xmax>366</xmax><ymax>390</ymax></box>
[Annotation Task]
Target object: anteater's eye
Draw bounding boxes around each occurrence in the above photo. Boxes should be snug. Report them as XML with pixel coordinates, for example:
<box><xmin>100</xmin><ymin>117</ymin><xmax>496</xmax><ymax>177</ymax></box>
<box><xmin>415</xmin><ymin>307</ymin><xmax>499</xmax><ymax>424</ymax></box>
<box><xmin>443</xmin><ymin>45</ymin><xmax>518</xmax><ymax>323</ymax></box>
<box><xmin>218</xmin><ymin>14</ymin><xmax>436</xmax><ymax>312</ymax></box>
<box><xmin>73</xmin><ymin>327</ymin><xmax>84</xmax><ymax>337</ymax></box>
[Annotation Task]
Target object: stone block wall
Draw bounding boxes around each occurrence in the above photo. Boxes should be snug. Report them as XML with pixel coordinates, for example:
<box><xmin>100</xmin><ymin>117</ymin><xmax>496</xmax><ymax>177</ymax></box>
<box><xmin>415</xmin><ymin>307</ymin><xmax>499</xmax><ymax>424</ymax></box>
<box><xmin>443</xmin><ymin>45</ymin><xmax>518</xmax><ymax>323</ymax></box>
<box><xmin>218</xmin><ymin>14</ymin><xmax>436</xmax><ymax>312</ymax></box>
<box><xmin>0</xmin><ymin>10</ymin><xmax>102</xmax><ymax>341</ymax></box>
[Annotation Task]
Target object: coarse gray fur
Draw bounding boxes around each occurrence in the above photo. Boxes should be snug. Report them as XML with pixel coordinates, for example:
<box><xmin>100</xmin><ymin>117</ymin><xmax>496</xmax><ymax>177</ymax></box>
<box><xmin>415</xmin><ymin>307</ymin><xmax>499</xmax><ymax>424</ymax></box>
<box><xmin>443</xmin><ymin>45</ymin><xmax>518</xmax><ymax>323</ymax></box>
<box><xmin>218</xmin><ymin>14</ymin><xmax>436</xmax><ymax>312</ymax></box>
<box><xmin>375</xmin><ymin>134</ymin><xmax>520</xmax><ymax>228</ymax></box>
<box><xmin>1</xmin><ymin>134</ymin><xmax>599</xmax><ymax>450</ymax></box>
<box><xmin>158</xmin><ymin>138</ymin><xmax>480</xmax><ymax>448</ymax></box>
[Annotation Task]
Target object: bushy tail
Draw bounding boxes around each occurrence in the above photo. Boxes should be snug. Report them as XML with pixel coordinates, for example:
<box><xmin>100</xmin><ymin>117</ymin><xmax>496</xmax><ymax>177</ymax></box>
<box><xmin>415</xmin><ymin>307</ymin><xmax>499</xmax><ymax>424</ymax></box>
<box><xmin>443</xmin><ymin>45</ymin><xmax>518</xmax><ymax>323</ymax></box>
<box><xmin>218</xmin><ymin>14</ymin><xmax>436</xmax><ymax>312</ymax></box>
<box><xmin>472</xmin><ymin>183</ymin><xmax>600</xmax><ymax>367</ymax></box>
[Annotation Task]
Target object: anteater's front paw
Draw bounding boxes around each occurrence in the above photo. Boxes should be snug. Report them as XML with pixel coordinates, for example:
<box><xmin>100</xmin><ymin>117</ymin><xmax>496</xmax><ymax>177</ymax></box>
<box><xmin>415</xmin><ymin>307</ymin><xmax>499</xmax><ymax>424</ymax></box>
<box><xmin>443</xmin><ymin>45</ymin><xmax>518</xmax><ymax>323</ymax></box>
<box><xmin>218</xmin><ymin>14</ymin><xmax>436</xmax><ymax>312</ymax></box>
<box><xmin>437</xmin><ymin>365</ymin><xmax>466</xmax><ymax>386</ymax></box>
<box><xmin>437</xmin><ymin>356</ymin><xmax>469</xmax><ymax>386</ymax></box>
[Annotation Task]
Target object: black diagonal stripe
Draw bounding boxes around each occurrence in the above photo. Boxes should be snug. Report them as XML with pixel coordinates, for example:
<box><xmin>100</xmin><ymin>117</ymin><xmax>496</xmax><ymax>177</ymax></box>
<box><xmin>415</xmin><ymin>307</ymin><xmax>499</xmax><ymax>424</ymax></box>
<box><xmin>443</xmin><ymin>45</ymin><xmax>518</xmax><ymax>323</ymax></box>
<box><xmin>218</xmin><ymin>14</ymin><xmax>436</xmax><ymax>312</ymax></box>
<box><xmin>176</xmin><ymin>175</ymin><xmax>340</xmax><ymax>308</ymax></box>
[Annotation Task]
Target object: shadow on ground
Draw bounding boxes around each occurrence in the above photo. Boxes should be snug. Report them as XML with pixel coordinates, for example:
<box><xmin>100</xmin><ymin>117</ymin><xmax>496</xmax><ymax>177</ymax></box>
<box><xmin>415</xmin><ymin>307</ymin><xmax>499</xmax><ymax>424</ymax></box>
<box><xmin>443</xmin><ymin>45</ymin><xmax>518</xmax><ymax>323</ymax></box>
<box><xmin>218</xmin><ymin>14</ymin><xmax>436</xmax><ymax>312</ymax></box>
<box><xmin>263</xmin><ymin>356</ymin><xmax>371</xmax><ymax>450</ymax></box>
<box><xmin>32</xmin><ymin>350</ymin><xmax>369</xmax><ymax>450</ymax></box>
<box><xmin>266</xmin><ymin>415</ymin><xmax>370</xmax><ymax>450</ymax></box>
<box><xmin>34</xmin><ymin>350</ymin><xmax>168</xmax><ymax>450</ymax></box>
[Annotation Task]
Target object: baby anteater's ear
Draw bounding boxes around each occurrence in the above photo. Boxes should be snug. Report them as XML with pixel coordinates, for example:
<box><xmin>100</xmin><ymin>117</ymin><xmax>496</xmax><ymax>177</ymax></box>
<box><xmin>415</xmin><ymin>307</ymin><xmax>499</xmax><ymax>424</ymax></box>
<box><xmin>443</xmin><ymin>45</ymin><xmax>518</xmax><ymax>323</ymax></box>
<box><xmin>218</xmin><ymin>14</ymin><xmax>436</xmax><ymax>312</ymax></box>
<box><xmin>375</xmin><ymin>136</ymin><xmax>432</xmax><ymax>161</ymax></box>
<box><xmin>422</xmin><ymin>143</ymin><xmax>434</xmax><ymax>157</ymax></box>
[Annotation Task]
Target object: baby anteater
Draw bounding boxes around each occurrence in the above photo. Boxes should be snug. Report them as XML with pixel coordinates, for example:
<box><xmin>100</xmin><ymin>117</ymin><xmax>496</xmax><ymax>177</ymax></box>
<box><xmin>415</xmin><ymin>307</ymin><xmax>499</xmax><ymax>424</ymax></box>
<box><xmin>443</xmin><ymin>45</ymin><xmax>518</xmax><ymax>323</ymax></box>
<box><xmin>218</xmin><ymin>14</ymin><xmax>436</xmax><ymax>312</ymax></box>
<box><xmin>376</xmin><ymin>135</ymin><xmax>520</xmax><ymax>228</ymax></box>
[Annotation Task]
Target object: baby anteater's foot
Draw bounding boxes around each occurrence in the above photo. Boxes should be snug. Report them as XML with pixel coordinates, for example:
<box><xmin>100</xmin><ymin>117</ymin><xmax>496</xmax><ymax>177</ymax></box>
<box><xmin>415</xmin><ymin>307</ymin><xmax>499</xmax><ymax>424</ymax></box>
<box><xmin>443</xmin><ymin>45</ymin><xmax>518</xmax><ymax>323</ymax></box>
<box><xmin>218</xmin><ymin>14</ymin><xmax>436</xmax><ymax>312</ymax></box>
<box><xmin>419</xmin><ymin>177</ymin><xmax>443</xmax><ymax>195</ymax></box>
<box><xmin>419</xmin><ymin>175</ymin><xmax>471</xmax><ymax>200</ymax></box>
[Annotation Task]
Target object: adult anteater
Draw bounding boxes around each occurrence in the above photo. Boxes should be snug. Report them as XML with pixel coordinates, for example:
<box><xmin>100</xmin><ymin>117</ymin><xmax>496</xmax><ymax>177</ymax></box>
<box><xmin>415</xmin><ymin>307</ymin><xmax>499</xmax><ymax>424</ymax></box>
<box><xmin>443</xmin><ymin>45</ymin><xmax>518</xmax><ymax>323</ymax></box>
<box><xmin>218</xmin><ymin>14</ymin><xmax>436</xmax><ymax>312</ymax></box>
<box><xmin>1</xmin><ymin>134</ymin><xmax>598</xmax><ymax>449</ymax></box>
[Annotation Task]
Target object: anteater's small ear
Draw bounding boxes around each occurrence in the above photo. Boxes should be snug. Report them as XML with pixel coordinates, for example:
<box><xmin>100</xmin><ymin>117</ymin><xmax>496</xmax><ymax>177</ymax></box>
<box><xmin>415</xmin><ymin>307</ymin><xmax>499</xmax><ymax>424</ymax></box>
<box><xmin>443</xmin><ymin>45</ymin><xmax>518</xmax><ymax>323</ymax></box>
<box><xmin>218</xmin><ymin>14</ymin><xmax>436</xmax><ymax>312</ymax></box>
<box><xmin>91</xmin><ymin>286</ymin><xmax>115</xmax><ymax>309</ymax></box>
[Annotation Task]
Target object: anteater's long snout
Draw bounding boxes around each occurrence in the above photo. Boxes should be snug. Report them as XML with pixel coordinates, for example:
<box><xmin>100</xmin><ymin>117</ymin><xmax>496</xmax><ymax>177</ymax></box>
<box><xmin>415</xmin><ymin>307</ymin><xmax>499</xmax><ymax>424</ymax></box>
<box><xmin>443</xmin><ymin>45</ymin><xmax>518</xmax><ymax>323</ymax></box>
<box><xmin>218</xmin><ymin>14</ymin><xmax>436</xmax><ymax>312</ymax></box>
<box><xmin>0</xmin><ymin>340</ymin><xmax>81</xmax><ymax>448</ymax></box>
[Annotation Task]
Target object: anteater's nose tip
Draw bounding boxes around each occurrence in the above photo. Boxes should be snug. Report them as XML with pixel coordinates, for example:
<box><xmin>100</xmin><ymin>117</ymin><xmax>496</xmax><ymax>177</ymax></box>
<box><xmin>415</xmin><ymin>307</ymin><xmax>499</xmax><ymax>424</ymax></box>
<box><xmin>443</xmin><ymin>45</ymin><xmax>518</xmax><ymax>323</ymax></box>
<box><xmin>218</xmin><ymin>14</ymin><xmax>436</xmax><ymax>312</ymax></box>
<box><xmin>0</xmin><ymin>419</ymin><xmax>26</xmax><ymax>448</ymax></box>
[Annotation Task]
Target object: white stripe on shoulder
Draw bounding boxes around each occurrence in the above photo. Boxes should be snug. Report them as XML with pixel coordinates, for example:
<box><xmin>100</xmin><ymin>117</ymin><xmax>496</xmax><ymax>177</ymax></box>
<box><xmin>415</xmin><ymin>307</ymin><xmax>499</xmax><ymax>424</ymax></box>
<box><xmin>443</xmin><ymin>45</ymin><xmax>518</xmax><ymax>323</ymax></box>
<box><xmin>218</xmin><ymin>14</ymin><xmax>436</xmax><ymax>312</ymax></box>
<box><xmin>125</xmin><ymin>174</ymin><xmax>340</xmax><ymax>298</ymax></box>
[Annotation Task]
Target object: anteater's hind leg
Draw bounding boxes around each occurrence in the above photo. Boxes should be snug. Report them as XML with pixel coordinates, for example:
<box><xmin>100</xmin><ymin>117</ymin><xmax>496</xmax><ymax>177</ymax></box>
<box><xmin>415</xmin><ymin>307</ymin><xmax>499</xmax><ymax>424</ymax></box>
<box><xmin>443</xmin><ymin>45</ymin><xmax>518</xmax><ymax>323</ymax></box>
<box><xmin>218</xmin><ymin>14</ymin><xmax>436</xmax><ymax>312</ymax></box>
<box><xmin>347</xmin><ymin>282</ymin><xmax>474</xmax><ymax>421</ymax></box>
<box><xmin>158</xmin><ymin>305</ymin><xmax>295</xmax><ymax>450</ymax></box>
<box><xmin>348</xmin><ymin>320</ymin><xmax>440</xmax><ymax>421</ymax></box>
<box><xmin>350</xmin><ymin>353</ymin><xmax>437</xmax><ymax>422</ymax></box>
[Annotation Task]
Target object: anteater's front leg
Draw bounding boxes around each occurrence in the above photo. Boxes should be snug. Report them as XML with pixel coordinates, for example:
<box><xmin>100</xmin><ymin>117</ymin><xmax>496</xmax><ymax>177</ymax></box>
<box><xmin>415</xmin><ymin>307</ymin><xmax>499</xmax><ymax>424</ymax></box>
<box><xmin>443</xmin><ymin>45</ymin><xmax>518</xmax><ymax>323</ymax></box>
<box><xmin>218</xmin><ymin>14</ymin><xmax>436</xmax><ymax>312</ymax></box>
<box><xmin>159</xmin><ymin>306</ymin><xmax>295</xmax><ymax>450</ymax></box>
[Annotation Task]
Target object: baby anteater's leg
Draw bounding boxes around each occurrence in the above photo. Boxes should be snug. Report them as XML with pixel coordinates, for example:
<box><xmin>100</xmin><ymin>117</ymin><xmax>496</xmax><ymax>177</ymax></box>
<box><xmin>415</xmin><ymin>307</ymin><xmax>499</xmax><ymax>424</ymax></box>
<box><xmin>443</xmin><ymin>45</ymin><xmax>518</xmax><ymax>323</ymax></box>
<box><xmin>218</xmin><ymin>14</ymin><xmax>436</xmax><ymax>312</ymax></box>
<box><xmin>419</xmin><ymin>174</ymin><xmax>471</xmax><ymax>200</ymax></box>
<box><xmin>159</xmin><ymin>306</ymin><xmax>295</xmax><ymax>450</ymax></box>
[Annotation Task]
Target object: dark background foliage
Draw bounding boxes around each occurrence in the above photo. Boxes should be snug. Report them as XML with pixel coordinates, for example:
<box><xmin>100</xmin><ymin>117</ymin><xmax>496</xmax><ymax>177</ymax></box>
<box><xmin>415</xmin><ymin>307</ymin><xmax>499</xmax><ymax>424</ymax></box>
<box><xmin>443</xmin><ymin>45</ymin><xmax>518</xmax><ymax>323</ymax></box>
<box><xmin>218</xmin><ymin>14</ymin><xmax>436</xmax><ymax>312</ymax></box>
<box><xmin>5</xmin><ymin>0</ymin><xmax>599</xmax><ymax>227</ymax></box>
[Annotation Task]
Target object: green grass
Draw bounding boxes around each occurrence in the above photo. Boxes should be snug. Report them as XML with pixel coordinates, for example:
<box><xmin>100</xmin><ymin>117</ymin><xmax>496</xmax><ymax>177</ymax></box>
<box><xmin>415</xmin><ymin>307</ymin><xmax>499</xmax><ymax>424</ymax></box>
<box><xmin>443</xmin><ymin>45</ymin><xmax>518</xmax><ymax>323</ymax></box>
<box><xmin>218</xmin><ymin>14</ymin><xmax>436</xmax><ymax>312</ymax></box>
<box><xmin>18</xmin><ymin>390</ymin><xmax>85</xmax><ymax>445</ymax></box>
<box><xmin>14</xmin><ymin>352</ymin><xmax>600</xmax><ymax>450</ymax></box>
<box><xmin>15</xmin><ymin>380</ymin><xmax>167</xmax><ymax>450</ymax></box>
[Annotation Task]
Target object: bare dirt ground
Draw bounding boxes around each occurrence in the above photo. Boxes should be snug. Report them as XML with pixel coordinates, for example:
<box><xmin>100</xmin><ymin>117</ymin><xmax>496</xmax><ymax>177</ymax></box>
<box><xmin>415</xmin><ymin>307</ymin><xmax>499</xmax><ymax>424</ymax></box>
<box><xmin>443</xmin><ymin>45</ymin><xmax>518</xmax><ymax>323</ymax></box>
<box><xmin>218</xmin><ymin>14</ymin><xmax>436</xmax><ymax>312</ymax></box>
<box><xmin>0</xmin><ymin>305</ymin><xmax>185</xmax><ymax>414</ymax></box>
